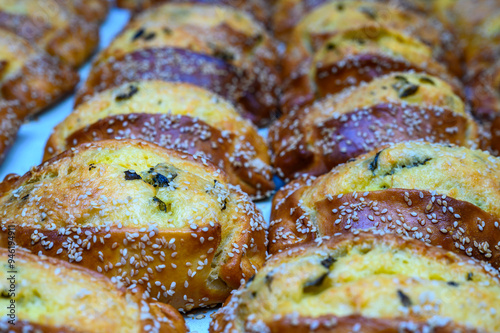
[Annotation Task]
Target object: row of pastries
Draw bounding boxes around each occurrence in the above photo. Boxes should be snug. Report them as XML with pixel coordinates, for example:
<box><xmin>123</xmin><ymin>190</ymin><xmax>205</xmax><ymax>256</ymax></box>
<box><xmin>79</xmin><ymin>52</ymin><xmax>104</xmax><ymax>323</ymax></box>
<box><xmin>0</xmin><ymin>0</ymin><xmax>109</xmax><ymax>163</ymax></box>
<box><xmin>1</xmin><ymin>0</ymin><xmax>500</xmax><ymax>332</ymax></box>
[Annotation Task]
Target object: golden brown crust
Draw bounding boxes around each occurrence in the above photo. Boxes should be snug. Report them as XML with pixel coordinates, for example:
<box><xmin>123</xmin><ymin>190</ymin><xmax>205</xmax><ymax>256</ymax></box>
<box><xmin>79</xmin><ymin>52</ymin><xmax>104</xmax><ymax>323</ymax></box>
<box><xmin>0</xmin><ymin>139</ymin><xmax>267</xmax><ymax>311</ymax></box>
<box><xmin>211</xmin><ymin>232</ymin><xmax>500</xmax><ymax>332</ymax></box>
<box><xmin>88</xmin><ymin>3</ymin><xmax>280</xmax><ymax>127</ymax></box>
<box><xmin>0</xmin><ymin>100</ymin><xmax>22</xmax><ymax>165</ymax></box>
<box><xmin>464</xmin><ymin>60</ymin><xmax>500</xmax><ymax>121</ymax></box>
<box><xmin>45</xmin><ymin>80</ymin><xmax>274</xmax><ymax>199</ymax></box>
<box><xmin>0</xmin><ymin>248</ymin><xmax>186</xmax><ymax>333</ymax></box>
<box><xmin>281</xmin><ymin>0</ymin><xmax>461</xmax><ymax>112</ymax></box>
<box><xmin>270</xmin><ymin>73</ymin><xmax>477</xmax><ymax>180</ymax></box>
<box><xmin>0</xmin><ymin>29</ymin><xmax>79</xmax><ymax>118</ymax></box>
<box><xmin>490</xmin><ymin>116</ymin><xmax>500</xmax><ymax>155</ymax></box>
<box><xmin>280</xmin><ymin>25</ymin><xmax>461</xmax><ymax>112</ymax></box>
<box><xmin>49</xmin><ymin>112</ymin><xmax>274</xmax><ymax>199</ymax></box>
<box><xmin>269</xmin><ymin>141</ymin><xmax>500</xmax><ymax>267</ymax></box>
<box><xmin>0</xmin><ymin>0</ymin><xmax>100</xmax><ymax>67</ymax></box>
<box><xmin>76</xmin><ymin>47</ymin><xmax>277</xmax><ymax>127</ymax></box>
<box><xmin>60</xmin><ymin>0</ymin><xmax>110</xmax><ymax>23</ymax></box>
<box><xmin>116</xmin><ymin>0</ymin><xmax>271</xmax><ymax>25</ymax></box>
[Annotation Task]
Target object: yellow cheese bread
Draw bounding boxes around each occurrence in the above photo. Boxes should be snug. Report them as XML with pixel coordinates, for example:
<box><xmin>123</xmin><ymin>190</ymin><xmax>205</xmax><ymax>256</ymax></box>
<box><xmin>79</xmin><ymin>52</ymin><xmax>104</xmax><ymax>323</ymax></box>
<box><xmin>0</xmin><ymin>247</ymin><xmax>186</xmax><ymax>332</ymax></box>
<box><xmin>0</xmin><ymin>139</ymin><xmax>267</xmax><ymax>311</ymax></box>
<box><xmin>211</xmin><ymin>232</ymin><xmax>500</xmax><ymax>332</ymax></box>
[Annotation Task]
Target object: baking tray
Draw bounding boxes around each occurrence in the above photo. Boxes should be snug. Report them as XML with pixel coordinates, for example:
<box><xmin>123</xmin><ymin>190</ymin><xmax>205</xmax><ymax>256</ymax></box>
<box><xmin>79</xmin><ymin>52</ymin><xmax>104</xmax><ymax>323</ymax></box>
<box><xmin>0</xmin><ymin>7</ymin><xmax>276</xmax><ymax>332</ymax></box>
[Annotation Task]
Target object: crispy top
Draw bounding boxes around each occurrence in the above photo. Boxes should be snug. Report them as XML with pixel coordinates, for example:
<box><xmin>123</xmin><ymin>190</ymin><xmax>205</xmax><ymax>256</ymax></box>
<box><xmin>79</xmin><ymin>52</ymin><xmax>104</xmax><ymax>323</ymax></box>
<box><xmin>46</xmin><ymin>81</ymin><xmax>266</xmax><ymax>159</ymax></box>
<box><xmin>98</xmin><ymin>3</ymin><xmax>276</xmax><ymax>70</ymax></box>
<box><xmin>0</xmin><ymin>139</ymin><xmax>245</xmax><ymax>230</ymax></box>
<box><xmin>211</xmin><ymin>232</ymin><xmax>500</xmax><ymax>332</ymax></box>
<box><xmin>311</xmin><ymin>26</ymin><xmax>450</xmax><ymax>79</ymax></box>
<box><xmin>0</xmin><ymin>248</ymin><xmax>185</xmax><ymax>333</ymax></box>
<box><xmin>291</xmin><ymin>72</ymin><xmax>470</xmax><ymax>129</ymax></box>
<box><xmin>0</xmin><ymin>29</ymin><xmax>38</xmax><ymax>83</ymax></box>
<box><xmin>301</xmin><ymin>141</ymin><xmax>500</xmax><ymax>218</ymax></box>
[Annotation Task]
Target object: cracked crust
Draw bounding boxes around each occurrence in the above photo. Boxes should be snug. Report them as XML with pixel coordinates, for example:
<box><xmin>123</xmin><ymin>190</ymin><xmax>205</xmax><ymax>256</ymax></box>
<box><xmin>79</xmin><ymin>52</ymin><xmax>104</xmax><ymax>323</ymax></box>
<box><xmin>0</xmin><ymin>139</ymin><xmax>267</xmax><ymax>311</ymax></box>
<box><xmin>211</xmin><ymin>232</ymin><xmax>500</xmax><ymax>332</ymax></box>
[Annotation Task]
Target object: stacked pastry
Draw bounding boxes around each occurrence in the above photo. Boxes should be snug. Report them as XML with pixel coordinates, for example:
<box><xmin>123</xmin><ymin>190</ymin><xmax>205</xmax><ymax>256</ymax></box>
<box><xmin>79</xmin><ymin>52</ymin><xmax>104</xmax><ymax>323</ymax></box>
<box><xmin>0</xmin><ymin>0</ymin><xmax>108</xmax><ymax>165</ymax></box>
<box><xmin>115</xmin><ymin>0</ymin><xmax>272</xmax><ymax>26</ymax></box>
<box><xmin>269</xmin><ymin>0</ymin><xmax>474</xmax><ymax>181</ymax></box>
<box><xmin>0</xmin><ymin>2</ymin><xmax>277</xmax><ymax>329</ymax></box>
<box><xmin>0</xmin><ymin>139</ymin><xmax>267</xmax><ymax>315</ymax></box>
<box><xmin>0</xmin><ymin>248</ymin><xmax>186</xmax><ymax>332</ymax></box>
<box><xmin>2</xmin><ymin>1</ymin><xmax>500</xmax><ymax>332</ymax></box>
<box><xmin>210</xmin><ymin>1</ymin><xmax>500</xmax><ymax>332</ymax></box>
<box><xmin>47</xmin><ymin>1</ymin><xmax>279</xmax><ymax>199</ymax></box>
<box><xmin>414</xmin><ymin>0</ymin><xmax>500</xmax><ymax>155</ymax></box>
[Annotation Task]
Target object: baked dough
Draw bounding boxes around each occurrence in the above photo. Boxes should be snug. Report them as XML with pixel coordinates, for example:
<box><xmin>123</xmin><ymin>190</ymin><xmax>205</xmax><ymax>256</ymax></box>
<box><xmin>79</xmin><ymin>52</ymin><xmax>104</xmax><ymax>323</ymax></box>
<box><xmin>115</xmin><ymin>0</ymin><xmax>271</xmax><ymax>25</ymax></box>
<box><xmin>0</xmin><ymin>139</ymin><xmax>267</xmax><ymax>311</ymax></box>
<box><xmin>271</xmin><ymin>72</ymin><xmax>477</xmax><ymax>180</ymax></box>
<box><xmin>77</xmin><ymin>3</ymin><xmax>279</xmax><ymax>126</ymax></box>
<box><xmin>0</xmin><ymin>100</ymin><xmax>22</xmax><ymax>165</ymax></box>
<box><xmin>280</xmin><ymin>25</ymin><xmax>460</xmax><ymax>112</ymax></box>
<box><xmin>0</xmin><ymin>0</ymin><xmax>100</xmax><ymax>67</ymax></box>
<box><xmin>0</xmin><ymin>247</ymin><xmax>186</xmax><ymax>332</ymax></box>
<box><xmin>269</xmin><ymin>141</ymin><xmax>500</xmax><ymax>268</ymax></box>
<box><xmin>0</xmin><ymin>28</ymin><xmax>78</xmax><ymax>118</ymax></box>
<box><xmin>281</xmin><ymin>0</ymin><xmax>461</xmax><ymax>112</ymax></box>
<box><xmin>46</xmin><ymin>81</ymin><xmax>274</xmax><ymax>199</ymax></box>
<box><xmin>211</xmin><ymin>232</ymin><xmax>500</xmax><ymax>332</ymax></box>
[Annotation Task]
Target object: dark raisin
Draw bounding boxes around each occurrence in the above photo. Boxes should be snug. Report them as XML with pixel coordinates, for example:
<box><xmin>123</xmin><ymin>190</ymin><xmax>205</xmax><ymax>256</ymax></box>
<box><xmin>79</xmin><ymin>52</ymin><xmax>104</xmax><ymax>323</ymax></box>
<box><xmin>152</xmin><ymin>173</ymin><xmax>172</xmax><ymax>187</ymax></box>
<box><xmin>89</xmin><ymin>164</ymin><xmax>96</xmax><ymax>171</ymax></box>
<box><xmin>398</xmin><ymin>84</ymin><xmax>419</xmax><ymax>98</ymax></box>
<box><xmin>163</xmin><ymin>28</ymin><xmax>172</xmax><ymax>35</ymax></box>
<box><xmin>467</xmin><ymin>272</ymin><xmax>473</xmax><ymax>281</ymax></box>
<box><xmin>247</xmin><ymin>275</ymin><xmax>255</xmax><ymax>285</ymax></box>
<box><xmin>359</xmin><ymin>7</ymin><xmax>377</xmax><ymax>19</ymax></box>
<box><xmin>251</xmin><ymin>291</ymin><xmax>257</xmax><ymax>298</ymax></box>
<box><xmin>320</xmin><ymin>256</ymin><xmax>336</xmax><ymax>269</ymax></box>
<box><xmin>144</xmin><ymin>32</ymin><xmax>156</xmax><ymax>41</ymax></box>
<box><xmin>21</xmin><ymin>194</ymin><xmax>29</xmax><ymax>201</ymax></box>
<box><xmin>394</xmin><ymin>75</ymin><xmax>409</xmax><ymax>83</ymax></box>
<box><xmin>254</xmin><ymin>34</ymin><xmax>263</xmax><ymax>43</ymax></box>
<box><xmin>337</xmin><ymin>3</ymin><xmax>344</xmax><ymax>10</ymax></box>
<box><xmin>116</xmin><ymin>85</ymin><xmax>139</xmax><ymax>101</ymax></box>
<box><xmin>132</xmin><ymin>28</ymin><xmax>145</xmax><ymax>41</ymax></box>
<box><xmin>265</xmin><ymin>274</ymin><xmax>273</xmax><ymax>288</ymax></box>
<box><xmin>420</xmin><ymin>77</ymin><xmax>435</xmax><ymax>85</ymax></box>
<box><xmin>124</xmin><ymin>170</ymin><xmax>141</xmax><ymax>181</ymax></box>
<box><xmin>397</xmin><ymin>290</ymin><xmax>412</xmax><ymax>307</ymax></box>
<box><xmin>368</xmin><ymin>150</ymin><xmax>382</xmax><ymax>174</ymax></box>
<box><xmin>326</xmin><ymin>43</ymin><xmax>336</xmax><ymax>51</ymax></box>
<box><xmin>153</xmin><ymin>197</ymin><xmax>168</xmax><ymax>212</ymax></box>
<box><xmin>213</xmin><ymin>49</ymin><xmax>235</xmax><ymax>62</ymax></box>
<box><xmin>221</xmin><ymin>199</ymin><xmax>227</xmax><ymax>211</ymax></box>
<box><xmin>447</xmin><ymin>281</ymin><xmax>459</xmax><ymax>287</ymax></box>
<box><xmin>304</xmin><ymin>273</ymin><xmax>329</xmax><ymax>291</ymax></box>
